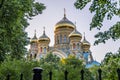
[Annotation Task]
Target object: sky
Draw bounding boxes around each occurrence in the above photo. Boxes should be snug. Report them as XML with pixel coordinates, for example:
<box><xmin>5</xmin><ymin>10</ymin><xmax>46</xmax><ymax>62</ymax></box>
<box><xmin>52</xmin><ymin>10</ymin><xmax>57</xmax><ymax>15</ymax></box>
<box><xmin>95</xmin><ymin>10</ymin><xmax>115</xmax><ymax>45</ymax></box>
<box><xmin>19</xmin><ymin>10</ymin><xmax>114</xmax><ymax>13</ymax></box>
<box><xmin>26</xmin><ymin>0</ymin><xmax>120</xmax><ymax>62</ymax></box>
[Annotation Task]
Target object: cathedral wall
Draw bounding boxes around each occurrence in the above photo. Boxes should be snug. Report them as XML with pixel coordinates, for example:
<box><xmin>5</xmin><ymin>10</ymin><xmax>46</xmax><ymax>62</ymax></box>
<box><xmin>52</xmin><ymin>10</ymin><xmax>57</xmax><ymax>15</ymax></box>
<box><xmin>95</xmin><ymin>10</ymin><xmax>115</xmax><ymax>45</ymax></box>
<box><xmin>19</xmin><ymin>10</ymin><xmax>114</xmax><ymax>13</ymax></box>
<box><xmin>54</xmin><ymin>26</ymin><xmax>74</xmax><ymax>49</ymax></box>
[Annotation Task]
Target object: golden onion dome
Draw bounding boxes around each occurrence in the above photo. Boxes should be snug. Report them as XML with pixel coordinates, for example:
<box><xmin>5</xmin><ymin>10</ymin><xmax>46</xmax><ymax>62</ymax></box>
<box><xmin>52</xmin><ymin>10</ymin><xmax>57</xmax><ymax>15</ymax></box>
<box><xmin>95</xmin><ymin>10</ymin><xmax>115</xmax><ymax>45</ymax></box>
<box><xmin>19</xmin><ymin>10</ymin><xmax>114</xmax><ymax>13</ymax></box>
<box><xmin>39</xmin><ymin>33</ymin><xmax>50</xmax><ymax>41</ymax></box>
<box><xmin>69</xmin><ymin>25</ymin><xmax>82</xmax><ymax>38</ymax></box>
<box><xmin>54</xmin><ymin>9</ymin><xmax>75</xmax><ymax>30</ymax></box>
<box><xmin>82</xmin><ymin>34</ymin><xmax>90</xmax><ymax>46</ymax></box>
<box><xmin>30</xmin><ymin>30</ymin><xmax>37</xmax><ymax>43</ymax></box>
<box><xmin>39</xmin><ymin>27</ymin><xmax>50</xmax><ymax>41</ymax></box>
<box><xmin>55</xmin><ymin>17</ymin><xmax>75</xmax><ymax>30</ymax></box>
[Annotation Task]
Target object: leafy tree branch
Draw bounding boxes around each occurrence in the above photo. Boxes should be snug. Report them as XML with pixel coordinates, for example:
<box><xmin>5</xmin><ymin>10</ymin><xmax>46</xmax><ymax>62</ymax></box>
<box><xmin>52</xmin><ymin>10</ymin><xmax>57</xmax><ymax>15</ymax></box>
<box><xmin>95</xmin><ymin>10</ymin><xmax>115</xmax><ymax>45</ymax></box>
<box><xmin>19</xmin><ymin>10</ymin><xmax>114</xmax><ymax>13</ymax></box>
<box><xmin>74</xmin><ymin>0</ymin><xmax>120</xmax><ymax>45</ymax></box>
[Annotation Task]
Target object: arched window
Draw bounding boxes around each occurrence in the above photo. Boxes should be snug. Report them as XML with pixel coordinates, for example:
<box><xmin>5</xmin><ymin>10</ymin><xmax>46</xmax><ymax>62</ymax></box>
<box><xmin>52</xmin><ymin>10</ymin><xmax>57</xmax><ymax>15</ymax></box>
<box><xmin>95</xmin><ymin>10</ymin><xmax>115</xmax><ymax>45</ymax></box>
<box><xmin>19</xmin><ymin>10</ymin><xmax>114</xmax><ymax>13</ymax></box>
<box><xmin>60</xmin><ymin>35</ymin><xmax>62</xmax><ymax>43</ymax></box>
<box><xmin>44</xmin><ymin>47</ymin><xmax>46</xmax><ymax>53</ymax></box>
<box><xmin>77</xmin><ymin>43</ymin><xmax>79</xmax><ymax>49</ymax></box>
<box><xmin>64</xmin><ymin>35</ymin><xmax>67</xmax><ymax>43</ymax></box>
<box><xmin>57</xmin><ymin>36</ymin><xmax>59</xmax><ymax>44</ymax></box>
<box><xmin>73</xmin><ymin>43</ymin><xmax>76</xmax><ymax>49</ymax></box>
<box><xmin>40</xmin><ymin>47</ymin><xmax>42</xmax><ymax>52</ymax></box>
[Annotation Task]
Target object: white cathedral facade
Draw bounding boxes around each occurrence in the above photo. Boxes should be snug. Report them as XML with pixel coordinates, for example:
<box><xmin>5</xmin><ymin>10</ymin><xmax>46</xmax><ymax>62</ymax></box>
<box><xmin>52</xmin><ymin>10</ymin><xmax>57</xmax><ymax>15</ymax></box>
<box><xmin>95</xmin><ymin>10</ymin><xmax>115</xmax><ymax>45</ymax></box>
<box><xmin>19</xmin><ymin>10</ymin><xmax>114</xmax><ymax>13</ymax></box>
<box><xmin>29</xmin><ymin>12</ymin><xmax>100</xmax><ymax>68</ymax></box>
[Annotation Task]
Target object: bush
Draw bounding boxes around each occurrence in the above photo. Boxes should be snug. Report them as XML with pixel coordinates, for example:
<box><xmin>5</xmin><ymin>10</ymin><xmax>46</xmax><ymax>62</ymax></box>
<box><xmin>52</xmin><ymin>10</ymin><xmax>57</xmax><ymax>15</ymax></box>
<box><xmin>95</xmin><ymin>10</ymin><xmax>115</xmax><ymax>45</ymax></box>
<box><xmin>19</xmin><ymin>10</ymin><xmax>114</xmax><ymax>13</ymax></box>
<box><xmin>0</xmin><ymin>59</ymin><xmax>39</xmax><ymax>80</ymax></box>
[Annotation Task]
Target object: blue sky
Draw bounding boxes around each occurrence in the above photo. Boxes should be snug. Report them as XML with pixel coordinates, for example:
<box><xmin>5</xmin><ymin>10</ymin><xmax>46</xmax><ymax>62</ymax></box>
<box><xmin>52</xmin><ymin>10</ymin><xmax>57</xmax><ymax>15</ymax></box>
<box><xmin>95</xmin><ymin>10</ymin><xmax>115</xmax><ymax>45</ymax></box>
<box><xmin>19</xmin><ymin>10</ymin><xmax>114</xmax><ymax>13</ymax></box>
<box><xmin>26</xmin><ymin>0</ymin><xmax>120</xmax><ymax>62</ymax></box>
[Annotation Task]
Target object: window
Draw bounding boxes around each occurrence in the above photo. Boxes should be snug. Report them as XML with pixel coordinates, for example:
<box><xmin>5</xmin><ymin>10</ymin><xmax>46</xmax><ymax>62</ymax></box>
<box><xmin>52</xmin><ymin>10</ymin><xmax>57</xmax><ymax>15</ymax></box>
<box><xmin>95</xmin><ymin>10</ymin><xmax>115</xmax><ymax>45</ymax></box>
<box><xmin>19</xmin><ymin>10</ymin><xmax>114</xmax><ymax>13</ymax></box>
<box><xmin>44</xmin><ymin>47</ymin><xmax>46</xmax><ymax>53</ymax></box>
<box><xmin>57</xmin><ymin>36</ymin><xmax>59</xmax><ymax>44</ymax></box>
<box><xmin>73</xmin><ymin>43</ymin><xmax>76</xmax><ymax>49</ymax></box>
<box><xmin>77</xmin><ymin>43</ymin><xmax>79</xmax><ymax>49</ymax></box>
<box><xmin>40</xmin><ymin>47</ymin><xmax>42</xmax><ymax>52</ymax></box>
<box><xmin>60</xmin><ymin>35</ymin><xmax>62</xmax><ymax>43</ymax></box>
<box><xmin>64</xmin><ymin>35</ymin><xmax>67</xmax><ymax>43</ymax></box>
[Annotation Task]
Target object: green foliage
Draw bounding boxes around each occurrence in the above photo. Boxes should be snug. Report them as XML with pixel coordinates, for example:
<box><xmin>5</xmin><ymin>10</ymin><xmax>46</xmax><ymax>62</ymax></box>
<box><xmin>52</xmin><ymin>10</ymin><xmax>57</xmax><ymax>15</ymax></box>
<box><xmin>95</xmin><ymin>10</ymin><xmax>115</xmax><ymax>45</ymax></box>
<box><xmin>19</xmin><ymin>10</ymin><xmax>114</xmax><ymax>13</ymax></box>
<box><xmin>40</xmin><ymin>53</ymin><xmax>60</xmax><ymax>64</ymax></box>
<box><xmin>0</xmin><ymin>0</ymin><xmax>46</xmax><ymax>61</ymax></box>
<box><xmin>74</xmin><ymin>1</ymin><xmax>120</xmax><ymax>79</ymax></box>
<box><xmin>40</xmin><ymin>53</ymin><xmax>61</xmax><ymax>80</ymax></box>
<box><xmin>0</xmin><ymin>58</ymin><xmax>40</xmax><ymax>80</ymax></box>
<box><xmin>89</xmin><ymin>66</ymin><xmax>100</xmax><ymax>80</ymax></box>
<box><xmin>39</xmin><ymin>54</ymin><xmax>93</xmax><ymax>80</ymax></box>
<box><xmin>61</xmin><ymin>55</ymin><xmax>84</xmax><ymax>69</ymax></box>
<box><xmin>100</xmin><ymin>49</ymin><xmax>120</xmax><ymax>80</ymax></box>
<box><xmin>74</xmin><ymin>0</ymin><xmax>120</xmax><ymax>45</ymax></box>
<box><xmin>40</xmin><ymin>53</ymin><xmax>60</xmax><ymax>69</ymax></box>
<box><xmin>94</xmin><ymin>22</ymin><xmax>120</xmax><ymax>45</ymax></box>
<box><xmin>0</xmin><ymin>53</ymin><xmax>105</xmax><ymax>80</ymax></box>
<box><xmin>60</xmin><ymin>55</ymin><xmax>93</xmax><ymax>80</ymax></box>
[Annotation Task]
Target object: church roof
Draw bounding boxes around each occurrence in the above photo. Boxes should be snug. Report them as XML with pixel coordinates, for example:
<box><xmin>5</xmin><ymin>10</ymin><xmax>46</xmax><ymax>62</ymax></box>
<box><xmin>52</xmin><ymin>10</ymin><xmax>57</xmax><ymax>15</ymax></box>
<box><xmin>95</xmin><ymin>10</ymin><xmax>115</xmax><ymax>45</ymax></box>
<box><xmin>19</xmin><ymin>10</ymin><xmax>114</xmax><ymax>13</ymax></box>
<box><xmin>55</xmin><ymin>17</ymin><xmax>75</xmax><ymax>27</ymax></box>
<box><xmin>39</xmin><ymin>27</ymin><xmax>50</xmax><ymax>41</ymax></box>
<box><xmin>82</xmin><ymin>34</ymin><xmax>90</xmax><ymax>46</ymax></box>
<box><xmin>32</xmin><ymin>35</ymin><xmax>37</xmax><ymax>40</ymax></box>
<box><xmin>39</xmin><ymin>33</ymin><xmax>49</xmax><ymax>39</ymax></box>
<box><xmin>69</xmin><ymin>25</ymin><xmax>82</xmax><ymax>37</ymax></box>
<box><xmin>30</xmin><ymin>30</ymin><xmax>37</xmax><ymax>42</ymax></box>
<box><xmin>54</xmin><ymin>9</ymin><xmax>75</xmax><ymax>30</ymax></box>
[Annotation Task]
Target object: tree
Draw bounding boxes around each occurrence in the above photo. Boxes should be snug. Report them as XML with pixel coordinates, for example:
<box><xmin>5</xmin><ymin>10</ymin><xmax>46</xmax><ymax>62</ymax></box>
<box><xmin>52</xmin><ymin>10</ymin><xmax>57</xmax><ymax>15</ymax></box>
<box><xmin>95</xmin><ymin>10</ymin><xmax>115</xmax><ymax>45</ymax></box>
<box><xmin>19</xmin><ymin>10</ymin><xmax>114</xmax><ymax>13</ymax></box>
<box><xmin>74</xmin><ymin>0</ymin><xmax>120</xmax><ymax>45</ymax></box>
<box><xmin>60</xmin><ymin>55</ymin><xmax>93</xmax><ymax>80</ymax></box>
<box><xmin>100</xmin><ymin>49</ymin><xmax>120</xmax><ymax>79</ymax></box>
<box><xmin>39</xmin><ymin>53</ymin><xmax>60</xmax><ymax>80</ymax></box>
<box><xmin>0</xmin><ymin>58</ymin><xmax>40</xmax><ymax>80</ymax></box>
<box><xmin>40</xmin><ymin>53</ymin><xmax>60</xmax><ymax>64</ymax></box>
<box><xmin>0</xmin><ymin>0</ymin><xmax>45</xmax><ymax>61</ymax></box>
<box><xmin>40</xmin><ymin>54</ymin><xmax>93</xmax><ymax>80</ymax></box>
<box><xmin>40</xmin><ymin>53</ymin><xmax>60</xmax><ymax>70</ymax></box>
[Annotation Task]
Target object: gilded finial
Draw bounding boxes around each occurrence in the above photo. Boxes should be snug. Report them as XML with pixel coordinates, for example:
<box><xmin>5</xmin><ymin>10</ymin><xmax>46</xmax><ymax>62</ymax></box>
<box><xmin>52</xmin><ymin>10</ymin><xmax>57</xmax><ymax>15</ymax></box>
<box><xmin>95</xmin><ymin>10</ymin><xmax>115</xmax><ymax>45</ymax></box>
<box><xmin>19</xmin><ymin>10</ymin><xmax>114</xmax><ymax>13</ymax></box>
<box><xmin>34</xmin><ymin>29</ymin><xmax>36</xmax><ymax>35</ymax></box>
<box><xmin>32</xmin><ymin>29</ymin><xmax>37</xmax><ymax>39</ymax></box>
<box><xmin>43</xmin><ymin>26</ymin><xmax>45</xmax><ymax>35</ymax></box>
<box><xmin>83</xmin><ymin>32</ymin><xmax>90</xmax><ymax>45</ymax></box>
<box><xmin>64</xmin><ymin>8</ymin><xmax>66</xmax><ymax>17</ymax></box>
<box><xmin>74</xmin><ymin>21</ymin><xmax>76</xmax><ymax>31</ymax></box>
<box><xmin>83</xmin><ymin>32</ymin><xmax>86</xmax><ymax>40</ymax></box>
<box><xmin>34</xmin><ymin>29</ymin><xmax>36</xmax><ymax>37</ymax></box>
<box><xmin>43</xmin><ymin>26</ymin><xmax>45</xmax><ymax>31</ymax></box>
<box><xmin>84</xmin><ymin>32</ymin><xmax>85</xmax><ymax>36</ymax></box>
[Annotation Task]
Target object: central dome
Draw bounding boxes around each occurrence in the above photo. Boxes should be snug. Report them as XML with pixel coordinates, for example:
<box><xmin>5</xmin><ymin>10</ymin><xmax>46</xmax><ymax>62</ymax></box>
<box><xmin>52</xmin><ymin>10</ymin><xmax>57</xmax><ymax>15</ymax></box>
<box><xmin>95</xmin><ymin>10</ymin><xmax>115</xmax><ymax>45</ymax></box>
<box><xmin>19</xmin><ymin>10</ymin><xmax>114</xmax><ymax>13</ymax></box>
<box><xmin>54</xmin><ymin>15</ymin><xmax>75</xmax><ymax>30</ymax></box>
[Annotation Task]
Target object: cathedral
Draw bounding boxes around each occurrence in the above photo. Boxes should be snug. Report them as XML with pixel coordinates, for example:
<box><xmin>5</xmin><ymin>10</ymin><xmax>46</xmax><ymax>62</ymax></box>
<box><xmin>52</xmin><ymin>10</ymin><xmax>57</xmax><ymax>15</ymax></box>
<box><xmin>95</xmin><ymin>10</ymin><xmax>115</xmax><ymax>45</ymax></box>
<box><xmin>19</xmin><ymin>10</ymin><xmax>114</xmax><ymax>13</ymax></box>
<box><xmin>29</xmin><ymin>11</ymin><xmax>100</xmax><ymax>68</ymax></box>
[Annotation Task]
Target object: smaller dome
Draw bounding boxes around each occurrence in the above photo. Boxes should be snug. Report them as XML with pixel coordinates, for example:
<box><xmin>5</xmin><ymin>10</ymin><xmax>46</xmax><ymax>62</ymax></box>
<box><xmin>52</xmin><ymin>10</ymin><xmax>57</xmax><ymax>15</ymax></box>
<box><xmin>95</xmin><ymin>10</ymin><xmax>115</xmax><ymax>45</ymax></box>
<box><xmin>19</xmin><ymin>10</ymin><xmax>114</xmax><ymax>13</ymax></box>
<box><xmin>30</xmin><ymin>30</ymin><xmax>37</xmax><ymax>43</ymax></box>
<box><xmin>82</xmin><ymin>39</ymin><xmax>90</xmax><ymax>46</ymax></box>
<box><xmin>32</xmin><ymin>34</ymin><xmax>37</xmax><ymax>40</ymax></box>
<box><xmin>39</xmin><ymin>33</ymin><xmax>50</xmax><ymax>41</ymax></box>
<box><xmin>39</xmin><ymin>27</ymin><xmax>50</xmax><ymax>41</ymax></box>
<box><xmin>69</xmin><ymin>26</ymin><xmax>82</xmax><ymax>37</ymax></box>
<box><xmin>82</xmin><ymin>35</ymin><xmax>90</xmax><ymax>46</ymax></box>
